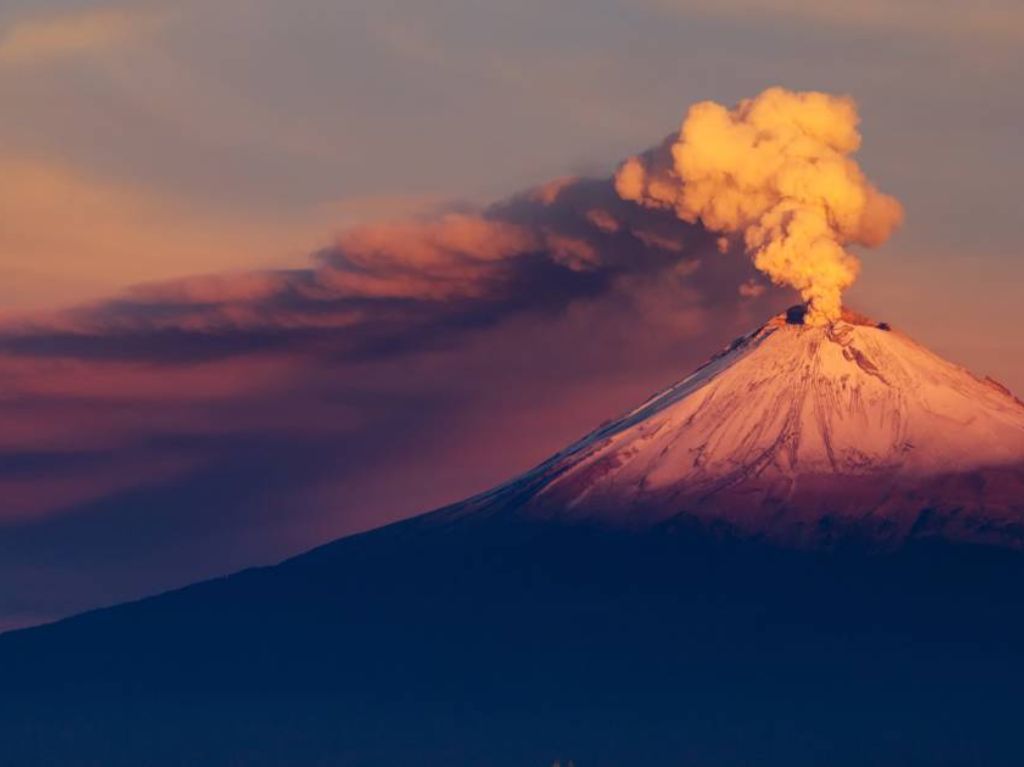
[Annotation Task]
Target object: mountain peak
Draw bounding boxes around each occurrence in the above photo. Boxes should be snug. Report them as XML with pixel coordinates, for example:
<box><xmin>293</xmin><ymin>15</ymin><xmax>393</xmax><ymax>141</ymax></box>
<box><xmin>454</xmin><ymin>307</ymin><xmax>1024</xmax><ymax>547</ymax></box>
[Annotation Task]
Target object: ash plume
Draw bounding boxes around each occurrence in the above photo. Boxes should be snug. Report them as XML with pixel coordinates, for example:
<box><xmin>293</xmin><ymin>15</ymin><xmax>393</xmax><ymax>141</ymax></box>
<box><xmin>615</xmin><ymin>87</ymin><xmax>904</xmax><ymax>325</ymax></box>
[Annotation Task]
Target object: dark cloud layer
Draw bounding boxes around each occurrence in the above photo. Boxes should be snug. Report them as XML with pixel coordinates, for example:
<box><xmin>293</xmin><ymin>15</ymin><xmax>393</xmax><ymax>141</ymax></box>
<box><xmin>0</xmin><ymin>173</ymin><xmax>788</xmax><ymax>630</ymax></box>
<box><xmin>0</xmin><ymin>177</ymin><xmax>755</xmax><ymax>361</ymax></box>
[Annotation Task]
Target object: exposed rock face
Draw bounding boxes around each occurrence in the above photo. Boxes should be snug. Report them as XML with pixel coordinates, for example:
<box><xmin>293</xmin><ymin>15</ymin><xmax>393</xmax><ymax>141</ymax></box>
<box><xmin>448</xmin><ymin>308</ymin><xmax>1024</xmax><ymax>547</ymax></box>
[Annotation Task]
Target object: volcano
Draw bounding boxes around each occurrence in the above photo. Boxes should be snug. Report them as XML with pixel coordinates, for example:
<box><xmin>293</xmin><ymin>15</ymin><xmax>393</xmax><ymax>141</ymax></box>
<box><xmin>3</xmin><ymin>309</ymin><xmax>1024</xmax><ymax>767</ymax></box>
<box><xmin>469</xmin><ymin>306</ymin><xmax>1024</xmax><ymax>546</ymax></box>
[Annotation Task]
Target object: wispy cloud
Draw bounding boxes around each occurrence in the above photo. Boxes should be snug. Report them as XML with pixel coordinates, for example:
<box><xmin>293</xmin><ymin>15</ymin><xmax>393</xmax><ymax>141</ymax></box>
<box><xmin>0</xmin><ymin>147</ymin><xmax>445</xmax><ymax>312</ymax></box>
<box><xmin>0</xmin><ymin>172</ymin><xmax>766</xmax><ymax>361</ymax></box>
<box><xmin>0</xmin><ymin>155</ymin><xmax>357</xmax><ymax>311</ymax></box>
<box><xmin>0</xmin><ymin>5</ymin><xmax>162</xmax><ymax>65</ymax></box>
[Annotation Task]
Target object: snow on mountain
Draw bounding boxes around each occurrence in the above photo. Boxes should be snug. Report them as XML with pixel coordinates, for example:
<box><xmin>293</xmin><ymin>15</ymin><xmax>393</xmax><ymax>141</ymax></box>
<box><xmin>452</xmin><ymin>307</ymin><xmax>1024</xmax><ymax>547</ymax></box>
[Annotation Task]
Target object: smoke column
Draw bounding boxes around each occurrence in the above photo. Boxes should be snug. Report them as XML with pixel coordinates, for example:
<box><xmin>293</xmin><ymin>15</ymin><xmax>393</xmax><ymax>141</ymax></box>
<box><xmin>615</xmin><ymin>87</ymin><xmax>904</xmax><ymax>325</ymax></box>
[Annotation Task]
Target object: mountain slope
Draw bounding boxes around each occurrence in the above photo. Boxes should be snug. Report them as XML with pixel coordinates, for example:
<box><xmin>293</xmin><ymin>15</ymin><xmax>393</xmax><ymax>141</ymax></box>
<box><xmin>4</xmin><ymin>511</ymin><xmax>1024</xmax><ymax>767</ymax></box>
<box><xmin>3</xmin><ymin>308</ymin><xmax>1024</xmax><ymax>766</ymax></box>
<box><xmin>450</xmin><ymin>308</ymin><xmax>1024</xmax><ymax>546</ymax></box>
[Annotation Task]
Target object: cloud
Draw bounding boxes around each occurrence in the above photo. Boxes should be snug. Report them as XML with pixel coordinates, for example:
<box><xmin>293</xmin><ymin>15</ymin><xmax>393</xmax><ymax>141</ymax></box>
<box><xmin>0</xmin><ymin>171</ymin><xmax>780</xmax><ymax>363</ymax></box>
<box><xmin>0</xmin><ymin>166</ymin><xmax>788</xmax><ymax>629</ymax></box>
<box><xmin>0</xmin><ymin>155</ymin><xmax>437</xmax><ymax>311</ymax></box>
<box><xmin>0</xmin><ymin>5</ymin><xmax>162</xmax><ymax>65</ymax></box>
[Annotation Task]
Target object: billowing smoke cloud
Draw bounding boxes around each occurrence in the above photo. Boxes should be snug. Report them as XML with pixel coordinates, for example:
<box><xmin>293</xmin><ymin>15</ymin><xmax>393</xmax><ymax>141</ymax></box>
<box><xmin>615</xmin><ymin>87</ymin><xmax>904</xmax><ymax>325</ymax></box>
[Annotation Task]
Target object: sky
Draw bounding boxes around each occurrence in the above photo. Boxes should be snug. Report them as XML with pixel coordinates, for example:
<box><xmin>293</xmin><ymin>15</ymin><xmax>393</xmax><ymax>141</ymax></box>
<box><xmin>0</xmin><ymin>0</ymin><xmax>1021</xmax><ymax>630</ymax></box>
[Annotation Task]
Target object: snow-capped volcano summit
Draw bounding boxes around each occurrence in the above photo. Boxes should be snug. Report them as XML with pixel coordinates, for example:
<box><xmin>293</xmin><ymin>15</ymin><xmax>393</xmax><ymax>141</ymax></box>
<box><xmin>455</xmin><ymin>307</ymin><xmax>1024</xmax><ymax>547</ymax></box>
